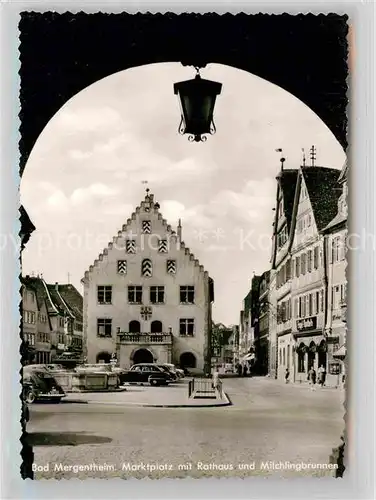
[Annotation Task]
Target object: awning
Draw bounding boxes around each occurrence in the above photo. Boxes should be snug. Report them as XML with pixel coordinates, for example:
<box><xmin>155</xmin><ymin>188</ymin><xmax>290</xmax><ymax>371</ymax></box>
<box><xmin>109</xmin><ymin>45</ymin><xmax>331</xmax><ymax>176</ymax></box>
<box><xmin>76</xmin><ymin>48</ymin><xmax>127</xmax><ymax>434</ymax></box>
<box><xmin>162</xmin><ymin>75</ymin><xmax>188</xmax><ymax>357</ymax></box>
<box><xmin>333</xmin><ymin>345</ymin><xmax>346</xmax><ymax>359</ymax></box>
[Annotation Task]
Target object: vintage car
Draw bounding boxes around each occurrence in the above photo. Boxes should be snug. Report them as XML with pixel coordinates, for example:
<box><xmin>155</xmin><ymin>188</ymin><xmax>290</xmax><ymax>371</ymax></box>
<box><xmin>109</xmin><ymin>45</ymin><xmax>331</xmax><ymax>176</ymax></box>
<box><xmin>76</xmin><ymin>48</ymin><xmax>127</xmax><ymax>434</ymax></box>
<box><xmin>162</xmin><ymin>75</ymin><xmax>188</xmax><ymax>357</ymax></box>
<box><xmin>162</xmin><ymin>363</ymin><xmax>184</xmax><ymax>379</ymax></box>
<box><xmin>121</xmin><ymin>363</ymin><xmax>173</xmax><ymax>386</ymax></box>
<box><xmin>22</xmin><ymin>365</ymin><xmax>66</xmax><ymax>404</ymax></box>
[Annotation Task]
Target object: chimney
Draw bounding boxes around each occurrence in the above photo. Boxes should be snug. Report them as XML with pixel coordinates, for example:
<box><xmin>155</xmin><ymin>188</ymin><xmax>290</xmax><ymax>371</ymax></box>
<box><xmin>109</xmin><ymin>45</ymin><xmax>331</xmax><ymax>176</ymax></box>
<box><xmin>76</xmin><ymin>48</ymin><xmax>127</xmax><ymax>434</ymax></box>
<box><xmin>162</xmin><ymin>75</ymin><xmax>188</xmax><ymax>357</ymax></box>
<box><xmin>177</xmin><ymin>219</ymin><xmax>182</xmax><ymax>240</ymax></box>
<box><xmin>55</xmin><ymin>282</ymin><xmax>59</xmax><ymax>291</ymax></box>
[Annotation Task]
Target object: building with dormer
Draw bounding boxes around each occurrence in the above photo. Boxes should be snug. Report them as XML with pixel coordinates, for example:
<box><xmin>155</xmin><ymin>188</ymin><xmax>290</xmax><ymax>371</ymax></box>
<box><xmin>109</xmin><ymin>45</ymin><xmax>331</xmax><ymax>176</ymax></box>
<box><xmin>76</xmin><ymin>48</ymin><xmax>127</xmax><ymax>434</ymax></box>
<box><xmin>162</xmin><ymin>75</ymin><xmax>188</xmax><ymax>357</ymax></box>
<box><xmin>81</xmin><ymin>190</ymin><xmax>214</xmax><ymax>375</ymax></box>
<box><xmin>290</xmin><ymin>166</ymin><xmax>342</xmax><ymax>383</ymax></box>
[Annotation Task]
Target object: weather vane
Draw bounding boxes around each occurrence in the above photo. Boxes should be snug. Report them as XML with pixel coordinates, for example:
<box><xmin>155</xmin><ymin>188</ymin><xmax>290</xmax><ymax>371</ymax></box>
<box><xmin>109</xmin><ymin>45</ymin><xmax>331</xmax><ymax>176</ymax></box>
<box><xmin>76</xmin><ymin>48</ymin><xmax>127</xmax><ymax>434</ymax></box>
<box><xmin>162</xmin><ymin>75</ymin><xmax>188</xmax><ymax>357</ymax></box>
<box><xmin>275</xmin><ymin>148</ymin><xmax>286</xmax><ymax>170</ymax></box>
<box><xmin>302</xmin><ymin>148</ymin><xmax>306</xmax><ymax>167</ymax></box>
<box><xmin>141</xmin><ymin>180</ymin><xmax>149</xmax><ymax>194</ymax></box>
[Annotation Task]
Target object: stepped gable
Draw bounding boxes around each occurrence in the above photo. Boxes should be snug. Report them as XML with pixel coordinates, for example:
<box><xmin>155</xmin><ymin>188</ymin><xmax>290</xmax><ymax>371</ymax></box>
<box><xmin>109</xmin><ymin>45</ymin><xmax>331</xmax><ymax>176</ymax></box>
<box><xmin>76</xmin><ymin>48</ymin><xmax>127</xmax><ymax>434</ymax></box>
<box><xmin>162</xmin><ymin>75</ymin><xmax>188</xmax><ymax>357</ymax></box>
<box><xmin>21</xmin><ymin>276</ymin><xmax>59</xmax><ymax>315</ymax></box>
<box><xmin>301</xmin><ymin>166</ymin><xmax>342</xmax><ymax>231</ymax></box>
<box><xmin>276</xmin><ymin>168</ymin><xmax>299</xmax><ymax>230</ymax></box>
<box><xmin>83</xmin><ymin>190</ymin><xmax>208</xmax><ymax>279</ymax></box>
<box><xmin>55</xmin><ymin>284</ymin><xmax>83</xmax><ymax>322</ymax></box>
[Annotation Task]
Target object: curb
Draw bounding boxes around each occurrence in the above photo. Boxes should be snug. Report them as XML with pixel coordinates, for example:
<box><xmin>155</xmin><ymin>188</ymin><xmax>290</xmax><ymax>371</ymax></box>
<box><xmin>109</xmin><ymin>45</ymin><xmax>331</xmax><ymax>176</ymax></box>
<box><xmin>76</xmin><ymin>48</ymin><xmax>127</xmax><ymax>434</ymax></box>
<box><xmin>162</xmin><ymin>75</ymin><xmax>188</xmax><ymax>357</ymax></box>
<box><xmin>82</xmin><ymin>393</ymin><xmax>232</xmax><ymax>409</ymax></box>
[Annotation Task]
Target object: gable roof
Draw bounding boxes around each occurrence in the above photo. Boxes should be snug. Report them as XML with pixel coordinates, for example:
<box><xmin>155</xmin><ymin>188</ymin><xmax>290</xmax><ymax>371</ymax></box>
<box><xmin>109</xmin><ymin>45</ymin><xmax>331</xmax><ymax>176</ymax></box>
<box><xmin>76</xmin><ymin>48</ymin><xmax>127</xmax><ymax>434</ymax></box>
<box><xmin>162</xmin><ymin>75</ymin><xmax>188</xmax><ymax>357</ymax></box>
<box><xmin>21</xmin><ymin>276</ymin><xmax>59</xmax><ymax>314</ymax></box>
<box><xmin>82</xmin><ymin>190</ymin><xmax>209</xmax><ymax>282</ymax></box>
<box><xmin>276</xmin><ymin>169</ymin><xmax>299</xmax><ymax>230</ymax></box>
<box><xmin>301</xmin><ymin>167</ymin><xmax>342</xmax><ymax>231</ymax></box>
<box><xmin>56</xmin><ymin>284</ymin><xmax>83</xmax><ymax>322</ymax></box>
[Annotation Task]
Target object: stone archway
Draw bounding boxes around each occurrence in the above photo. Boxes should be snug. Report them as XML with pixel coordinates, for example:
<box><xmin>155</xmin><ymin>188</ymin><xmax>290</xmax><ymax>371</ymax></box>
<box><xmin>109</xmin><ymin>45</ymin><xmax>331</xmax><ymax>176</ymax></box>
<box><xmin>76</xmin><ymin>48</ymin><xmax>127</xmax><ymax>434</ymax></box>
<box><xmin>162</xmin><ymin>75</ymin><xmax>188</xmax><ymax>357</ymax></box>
<box><xmin>19</xmin><ymin>13</ymin><xmax>348</xmax><ymax>177</ymax></box>
<box><xmin>180</xmin><ymin>352</ymin><xmax>197</xmax><ymax>369</ymax></box>
<box><xmin>132</xmin><ymin>348</ymin><xmax>154</xmax><ymax>365</ymax></box>
<box><xmin>96</xmin><ymin>351</ymin><xmax>111</xmax><ymax>364</ymax></box>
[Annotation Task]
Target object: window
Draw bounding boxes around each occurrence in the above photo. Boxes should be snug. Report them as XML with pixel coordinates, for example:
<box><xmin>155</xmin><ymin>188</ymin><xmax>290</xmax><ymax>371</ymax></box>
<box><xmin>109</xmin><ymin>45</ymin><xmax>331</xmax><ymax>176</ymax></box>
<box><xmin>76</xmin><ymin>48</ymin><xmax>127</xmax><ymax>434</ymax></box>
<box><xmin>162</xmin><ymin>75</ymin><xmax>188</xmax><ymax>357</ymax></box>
<box><xmin>286</xmin><ymin>259</ymin><xmax>291</xmax><ymax>280</ymax></box>
<box><xmin>279</xmin><ymin>348</ymin><xmax>282</xmax><ymax>365</ymax></box>
<box><xmin>117</xmin><ymin>260</ymin><xmax>127</xmax><ymax>274</ymax></box>
<box><xmin>320</xmin><ymin>290</ymin><xmax>324</xmax><ymax>312</ymax></box>
<box><xmin>151</xmin><ymin>320</ymin><xmax>163</xmax><ymax>333</ymax></box>
<box><xmin>180</xmin><ymin>286</ymin><xmax>195</xmax><ymax>304</ymax></box>
<box><xmin>142</xmin><ymin>220</ymin><xmax>151</xmax><ymax>234</ymax></box>
<box><xmin>150</xmin><ymin>286</ymin><xmax>165</xmax><ymax>304</ymax></box>
<box><xmin>296</xmin><ymin>256</ymin><xmax>300</xmax><ymax>277</ymax></box>
<box><xmin>128</xmin><ymin>286</ymin><xmax>143</xmax><ymax>304</ymax></box>
<box><xmin>129</xmin><ymin>320</ymin><xmax>141</xmax><ymax>333</ymax></box>
<box><xmin>301</xmin><ymin>253</ymin><xmax>306</xmax><ymax>275</ymax></box>
<box><xmin>97</xmin><ymin>286</ymin><xmax>112</xmax><ymax>304</ymax></box>
<box><xmin>126</xmin><ymin>239</ymin><xmax>136</xmax><ymax>253</ymax></box>
<box><xmin>308</xmin><ymin>294</ymin><xmax>313</xmax><ymax>316</ymax></box>
<box><xmin>141</xmin><ymin>259</ymin><xmax>152</xmax><ymax>277</ymax></box>
<box><xmin>332</xmin><ymin>236</ymin><xmax>341</xmax><ymax>262</ymax></box>
<box><xmin>283</xmin><ymin>348</ymin><xmax>286</xmax><ymax>366</ymax></box>
<box><xmin>158</xmin><ymin>240</ymin><xmax>168</xmax><ymax>253</ymax></box>
<box><xmin>167</xmin><ymin>260</ymin><xmax>177</xmax><ymax>274</ymax></box>
<box><xmin>97</xmin><ymin>318</ymin><xmax>112</xmax><ymax>338</ymax></box>
<box><xmin>307</xmin><ymin>250</ymin><xmax>312</xmax><ymax>272</ymax></box>
<box><xmin>179</xmin><ymin>318</ymin><xmax>195</xmax><ymax>336</ymax></box>
<box><xmin>295</xmin><ymin>298</ymin><xmax>299</xmax><ymax>318</ymax></box>
<box><xmin>313</xmin><ymin>246</ymin><xmax>319</xmax><ymax>269</ymax></box>
<box><xmin>287</xmin><ymin>345</ymin><xmax>290</xmax><ymax>367</ymax></box>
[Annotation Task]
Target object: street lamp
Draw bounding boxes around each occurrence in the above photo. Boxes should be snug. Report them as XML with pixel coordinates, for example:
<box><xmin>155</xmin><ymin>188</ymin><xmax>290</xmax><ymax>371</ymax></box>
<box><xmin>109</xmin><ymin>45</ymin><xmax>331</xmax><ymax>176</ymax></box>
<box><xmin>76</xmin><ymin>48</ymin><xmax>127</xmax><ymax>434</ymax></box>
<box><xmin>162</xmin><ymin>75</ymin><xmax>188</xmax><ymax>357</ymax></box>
<box><xmin>174</xmin><ymin>67</ymin><xmax>222</xmax><ymax>143</ymax></box>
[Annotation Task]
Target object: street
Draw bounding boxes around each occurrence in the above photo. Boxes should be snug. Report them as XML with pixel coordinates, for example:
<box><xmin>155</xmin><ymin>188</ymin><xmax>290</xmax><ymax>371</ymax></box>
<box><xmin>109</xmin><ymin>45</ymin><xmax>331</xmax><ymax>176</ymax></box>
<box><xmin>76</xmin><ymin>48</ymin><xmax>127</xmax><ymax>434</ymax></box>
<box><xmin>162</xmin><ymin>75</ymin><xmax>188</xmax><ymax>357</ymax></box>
<box><xmin>27</xmin><ymin>377</ymin><xmax>345</xmax><ymax>479</ymax></box>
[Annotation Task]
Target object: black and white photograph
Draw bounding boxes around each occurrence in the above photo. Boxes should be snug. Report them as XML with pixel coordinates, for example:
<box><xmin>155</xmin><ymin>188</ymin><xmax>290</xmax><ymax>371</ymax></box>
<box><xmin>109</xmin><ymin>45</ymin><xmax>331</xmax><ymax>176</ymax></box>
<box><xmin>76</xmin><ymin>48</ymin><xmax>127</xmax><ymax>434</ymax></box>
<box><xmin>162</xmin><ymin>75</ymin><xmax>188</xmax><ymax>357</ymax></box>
<box><xmin>17</xmin><ymin>12</ymin><xmax>349</xmax><ymax>481</ymax></box>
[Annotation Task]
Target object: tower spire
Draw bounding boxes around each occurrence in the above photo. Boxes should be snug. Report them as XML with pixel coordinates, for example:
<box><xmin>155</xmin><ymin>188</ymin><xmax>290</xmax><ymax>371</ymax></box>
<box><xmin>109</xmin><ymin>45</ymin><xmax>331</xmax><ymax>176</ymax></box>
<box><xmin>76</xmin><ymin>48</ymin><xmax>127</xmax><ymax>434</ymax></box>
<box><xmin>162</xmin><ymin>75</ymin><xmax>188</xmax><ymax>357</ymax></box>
<box><xmin>275</xmin><ymin>148</ymin><xmax>285</xmax><ymax>171</ymax></box>
<box><xmin>302</xmin><ymin>148</ymin><xmax>306</xmax><ymax>167</ymax></box>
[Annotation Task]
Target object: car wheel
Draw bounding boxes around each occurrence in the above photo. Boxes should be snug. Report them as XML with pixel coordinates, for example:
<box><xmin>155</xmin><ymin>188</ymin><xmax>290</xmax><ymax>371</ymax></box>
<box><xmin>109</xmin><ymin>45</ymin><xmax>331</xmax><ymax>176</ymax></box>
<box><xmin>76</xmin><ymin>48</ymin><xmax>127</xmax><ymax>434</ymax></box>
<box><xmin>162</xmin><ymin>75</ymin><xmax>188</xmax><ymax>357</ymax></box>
<box><xmin>150</xmin><ymin>379</ymin><xmax>159</xmax><ymax>386</ymax></box>
<box><xmin>25</xmin><ymin>389</ymin><xmax>36</xmax><ymax>404</ymax></box>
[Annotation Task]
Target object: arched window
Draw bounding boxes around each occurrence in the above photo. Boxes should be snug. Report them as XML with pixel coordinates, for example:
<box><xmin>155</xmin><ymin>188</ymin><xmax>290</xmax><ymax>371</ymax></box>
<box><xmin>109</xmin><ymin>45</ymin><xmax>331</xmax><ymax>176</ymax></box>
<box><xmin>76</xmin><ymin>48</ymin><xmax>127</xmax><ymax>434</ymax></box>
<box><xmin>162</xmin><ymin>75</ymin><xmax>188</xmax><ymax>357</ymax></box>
<box><xmin>151</xmin><ymin>320</ymin><xmax>163</xmax><ymax>333</ymax></box>
<box><xmin>96</xmin><ymin>351</ymin><xmax>111</xmax><ymax>364</ymax></box>
<box><xmin>129</xmin><ymin>320</ymin><xmax>141</xmax><ymax>333</ymax></box>
<box><xmin>142</xmin><ymin>259</ymin><xmax>152</xmax><ymax>277</ymax></box>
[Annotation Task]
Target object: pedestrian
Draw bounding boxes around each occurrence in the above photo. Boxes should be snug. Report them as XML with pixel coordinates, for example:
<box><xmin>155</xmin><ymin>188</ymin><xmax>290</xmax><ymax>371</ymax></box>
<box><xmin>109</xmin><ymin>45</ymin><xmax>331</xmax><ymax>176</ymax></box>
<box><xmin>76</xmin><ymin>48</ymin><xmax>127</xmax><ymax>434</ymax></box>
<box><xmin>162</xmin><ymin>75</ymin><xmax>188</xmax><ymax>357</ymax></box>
<box><xmin>212</xmin><ymin>366</ymin><xmax>222</xmax><ymax>394</ymax></box>
<box><xmin>308</xmin><ymin>367</ymin><xmax>317</xmax><ymax>390</ymax></box>
<box><xmin>285</xmin><ymin>368</ymin><xmax>290</xmax><ymax>384</ymax></box>
<box><xmin>237</xmin><ymin>364</ymin><xmax>242</xmax><ymax>377</ymax></box>
<box><xmin>318</xmin><ymin>365</ymin><xmax>326</xmax><ymax>387</ymax></box>
<box><xmin>243</xmin><ymin>364</ymin><xmax>248</xmax><ymax>377</ymax></box>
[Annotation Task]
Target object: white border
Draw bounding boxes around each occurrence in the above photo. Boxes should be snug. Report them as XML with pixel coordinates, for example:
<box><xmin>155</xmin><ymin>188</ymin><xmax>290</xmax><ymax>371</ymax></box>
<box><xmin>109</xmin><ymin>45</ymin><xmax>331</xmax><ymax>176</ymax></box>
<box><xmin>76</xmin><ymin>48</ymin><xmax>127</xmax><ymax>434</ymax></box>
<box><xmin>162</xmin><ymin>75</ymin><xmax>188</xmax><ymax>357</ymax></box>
<box><xmin>1</xmin><ymin>2</ymin><xmax>374</xmax><ymax>499</ymax></box>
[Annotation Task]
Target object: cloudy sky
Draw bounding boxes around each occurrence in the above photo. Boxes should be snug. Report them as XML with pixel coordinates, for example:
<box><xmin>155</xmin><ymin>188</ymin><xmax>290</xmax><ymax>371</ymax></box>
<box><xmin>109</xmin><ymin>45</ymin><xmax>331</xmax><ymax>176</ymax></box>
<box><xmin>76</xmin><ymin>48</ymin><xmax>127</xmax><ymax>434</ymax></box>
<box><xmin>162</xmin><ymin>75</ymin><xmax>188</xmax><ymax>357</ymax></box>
<box><xmin>20</xmin><ymin>63</ymin><xmax>346</xmax><ymax>325</ymax></box>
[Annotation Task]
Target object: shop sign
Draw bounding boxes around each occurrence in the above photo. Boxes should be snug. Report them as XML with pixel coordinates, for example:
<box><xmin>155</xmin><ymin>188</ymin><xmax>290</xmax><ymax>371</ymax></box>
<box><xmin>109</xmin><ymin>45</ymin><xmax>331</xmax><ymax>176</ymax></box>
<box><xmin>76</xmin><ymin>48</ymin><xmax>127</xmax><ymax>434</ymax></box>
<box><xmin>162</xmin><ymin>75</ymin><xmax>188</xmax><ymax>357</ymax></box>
<box><xmin>296</xmin><ymin>316</ymin><xmax>317</xmax><ymax>332</ymax></box>
<box><xmin>326</xmin><ymin>336</ymin><xmax>340</xmax><ymax>344</ymax></box>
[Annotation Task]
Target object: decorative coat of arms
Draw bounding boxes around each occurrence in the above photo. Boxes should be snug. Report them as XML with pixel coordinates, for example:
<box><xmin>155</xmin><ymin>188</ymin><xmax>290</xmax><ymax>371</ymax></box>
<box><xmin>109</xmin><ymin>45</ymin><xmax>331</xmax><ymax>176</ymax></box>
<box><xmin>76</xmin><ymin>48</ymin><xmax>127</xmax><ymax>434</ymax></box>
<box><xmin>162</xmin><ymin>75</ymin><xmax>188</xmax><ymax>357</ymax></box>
<box><xmin>140</xmin><ymin>306</ymin><xmax>152</xmax><ymax>320</ymax></box>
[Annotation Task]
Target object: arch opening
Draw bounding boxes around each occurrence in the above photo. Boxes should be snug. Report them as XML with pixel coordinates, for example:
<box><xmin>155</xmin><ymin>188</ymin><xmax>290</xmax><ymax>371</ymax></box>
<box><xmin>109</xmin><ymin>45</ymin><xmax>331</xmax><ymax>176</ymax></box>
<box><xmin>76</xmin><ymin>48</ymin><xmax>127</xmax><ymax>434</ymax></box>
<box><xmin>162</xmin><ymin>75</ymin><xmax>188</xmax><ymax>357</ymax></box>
<box><xmin>151</xmin><ymin>320</ymin><xmax>162</xmax><ymax>333</ymax></box>
<box><xmin>129</xmin><ymin>320</ymin><xmax>141</xmax><ymax>333</ymax></box>
<box><xmin>132</xmin><ymin>348</ymin><xmax>154</xmax><ymax>365</ymax></box>
<box><xmin>180</xmin><ymin>352</ymin><xmax>197</xmax><ymax>369</ymax></box>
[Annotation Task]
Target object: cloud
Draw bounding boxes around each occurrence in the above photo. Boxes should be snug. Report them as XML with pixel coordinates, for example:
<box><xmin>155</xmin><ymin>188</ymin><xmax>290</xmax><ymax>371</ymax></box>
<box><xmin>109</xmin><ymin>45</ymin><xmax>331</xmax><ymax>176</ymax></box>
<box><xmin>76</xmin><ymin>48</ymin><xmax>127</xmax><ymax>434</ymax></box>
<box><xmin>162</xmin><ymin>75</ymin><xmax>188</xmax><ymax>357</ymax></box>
<box><xmin>56</xmin><ymin>106</ymin><xmax>124</xmax><ymax>133</ymax></box>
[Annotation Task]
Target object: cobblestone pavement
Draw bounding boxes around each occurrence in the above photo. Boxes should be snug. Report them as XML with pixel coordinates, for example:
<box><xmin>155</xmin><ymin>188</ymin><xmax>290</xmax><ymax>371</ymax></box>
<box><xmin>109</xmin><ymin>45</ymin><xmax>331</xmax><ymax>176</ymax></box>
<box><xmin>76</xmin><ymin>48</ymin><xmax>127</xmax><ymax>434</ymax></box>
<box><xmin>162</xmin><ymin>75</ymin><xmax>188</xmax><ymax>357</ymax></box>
<box><xmin>27</xmin><ymin>377</ymin><xmax>345</xmax><ymax>480</ymax></box>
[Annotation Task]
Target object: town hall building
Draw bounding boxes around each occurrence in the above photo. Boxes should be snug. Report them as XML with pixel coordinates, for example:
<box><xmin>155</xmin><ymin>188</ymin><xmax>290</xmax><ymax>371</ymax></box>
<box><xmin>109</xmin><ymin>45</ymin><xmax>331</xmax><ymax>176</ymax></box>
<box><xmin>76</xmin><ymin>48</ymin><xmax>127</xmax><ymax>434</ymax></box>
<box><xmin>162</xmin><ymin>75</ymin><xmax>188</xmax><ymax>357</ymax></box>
<box><xmin>81</xmin><ymin>190</ymin><xmax>214</xmax><ymax>374</ymax></box>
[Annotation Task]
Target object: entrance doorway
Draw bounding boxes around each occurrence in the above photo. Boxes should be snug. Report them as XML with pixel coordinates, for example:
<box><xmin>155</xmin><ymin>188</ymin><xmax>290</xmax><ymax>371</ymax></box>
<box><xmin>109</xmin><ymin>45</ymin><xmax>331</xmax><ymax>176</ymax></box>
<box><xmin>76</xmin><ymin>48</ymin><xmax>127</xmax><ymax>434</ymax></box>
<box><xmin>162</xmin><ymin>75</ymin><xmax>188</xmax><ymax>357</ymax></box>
<box><xmin>308</xmin><ymin>342</ymin><xmax>316</xmax><ymax>371</ymax></box>
<box><xmin>133</xmin><ymin>348</ymin><xmax>153</xmax><ymax>365</ymax></box>
<box><xmin>180</xmin><ymin>352</ymin><xmax>197</xmax><ymax>369</ymax></box>
<box><xmin>318</xmin><ymin>341</ymin><xmax>327</xmax><ymax>368</ymax></box>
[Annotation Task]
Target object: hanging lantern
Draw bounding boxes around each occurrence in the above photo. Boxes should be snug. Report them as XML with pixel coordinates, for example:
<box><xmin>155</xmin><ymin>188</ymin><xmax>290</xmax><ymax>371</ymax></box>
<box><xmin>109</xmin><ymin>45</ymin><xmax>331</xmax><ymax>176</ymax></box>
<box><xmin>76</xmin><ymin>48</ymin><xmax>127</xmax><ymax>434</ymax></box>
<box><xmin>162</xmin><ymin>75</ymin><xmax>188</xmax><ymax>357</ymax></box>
<box><xmin>174</xmin><ymin>68</ymin><xmax>222</xmax><ymax>142</ymax></box>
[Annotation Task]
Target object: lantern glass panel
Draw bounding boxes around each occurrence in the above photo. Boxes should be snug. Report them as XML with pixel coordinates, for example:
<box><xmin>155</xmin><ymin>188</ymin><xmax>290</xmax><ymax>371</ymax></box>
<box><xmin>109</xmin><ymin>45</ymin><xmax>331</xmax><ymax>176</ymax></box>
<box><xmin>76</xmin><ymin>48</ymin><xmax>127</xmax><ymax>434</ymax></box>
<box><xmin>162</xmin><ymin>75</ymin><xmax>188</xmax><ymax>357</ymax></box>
<box><xmin>180</xmin><ymin>94</ymin><xmax>214</xmax><ymax>134</ymax></box>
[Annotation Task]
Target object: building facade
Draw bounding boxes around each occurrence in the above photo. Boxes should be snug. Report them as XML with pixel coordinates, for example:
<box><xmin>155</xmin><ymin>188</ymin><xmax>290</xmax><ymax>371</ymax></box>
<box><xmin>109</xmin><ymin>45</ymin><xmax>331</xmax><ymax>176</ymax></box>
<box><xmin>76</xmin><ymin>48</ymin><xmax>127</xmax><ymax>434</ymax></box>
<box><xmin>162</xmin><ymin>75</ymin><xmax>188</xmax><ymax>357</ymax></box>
<box><xmin>256</xmin><ymin>270</ymin><xmax>270</xmax><ymax>375</ymax></box>
<box><xmin>270</xmin><ymin>168</ymin><xmax>298</xmax><ymax>381</ymax></box>
<box><xmin>22</xmin><ymin>276</ymin><xmax>83</xmax><ymax>362</ymax></box>
<box><xmin>82</xmin><ymin>191</ymin><xmax>214</xmax><ymax>374</ymax></box>
<box><xmin>290</xmin><ymin>167</ymin><xmax>342</xmax><ymax>383</ymax></box>
<box><xmin>322</xmin><ymin>162</ymin><xmax>348</xmax><ymax>385</ymax></box>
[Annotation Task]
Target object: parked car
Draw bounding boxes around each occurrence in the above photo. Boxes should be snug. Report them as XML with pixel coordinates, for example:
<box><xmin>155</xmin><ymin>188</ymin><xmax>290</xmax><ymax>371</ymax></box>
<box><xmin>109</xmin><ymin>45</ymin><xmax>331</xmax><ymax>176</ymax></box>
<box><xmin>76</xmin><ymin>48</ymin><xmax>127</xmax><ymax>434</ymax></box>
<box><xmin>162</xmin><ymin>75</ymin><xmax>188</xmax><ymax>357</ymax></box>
<box><xmin>122</xmin><ymin>363</ymin><xmax>173</xmax><ymax>386</ymax></box>
<box><xmin>162</xmin><ymin>363</ymin><xmax>184</xmax><ymax>379</ymax></box>
<box><xmin>22</xmin><ymin>365</ymin><xmax>66</xmax><ymax>404</ymax></box>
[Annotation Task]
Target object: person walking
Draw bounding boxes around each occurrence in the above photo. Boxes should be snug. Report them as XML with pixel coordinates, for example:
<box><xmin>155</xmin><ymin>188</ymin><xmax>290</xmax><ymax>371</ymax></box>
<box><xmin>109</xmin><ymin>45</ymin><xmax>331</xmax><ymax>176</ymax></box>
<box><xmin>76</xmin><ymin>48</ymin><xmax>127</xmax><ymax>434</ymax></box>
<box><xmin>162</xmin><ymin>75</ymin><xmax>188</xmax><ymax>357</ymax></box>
<box><xmin>212</xmin><ymin>366</ymin><xmax>222</xmax><ymax>396</ymax></box>
<box><xmin>285</xmin><ymin>368</ymin><xmax>290</xmax><ymax>384</ymax></box>
<box><xmin>308</xmin><ymin>366</ymin><xmax>317</xmax><ymax>390</ymax></box>
<box><xmin>318</xmin><ymin>365</ymin><xmax>327</xmax><ymax>387</ymax></box>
